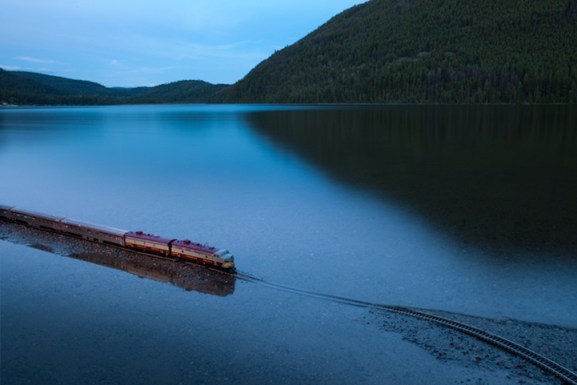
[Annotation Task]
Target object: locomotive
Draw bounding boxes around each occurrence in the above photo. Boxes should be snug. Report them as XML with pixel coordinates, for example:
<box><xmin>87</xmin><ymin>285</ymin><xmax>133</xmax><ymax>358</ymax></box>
<box><xmin>0</xmin><ymin>205</ymin><xmax>235</xmax><ymax>270</ymax></box>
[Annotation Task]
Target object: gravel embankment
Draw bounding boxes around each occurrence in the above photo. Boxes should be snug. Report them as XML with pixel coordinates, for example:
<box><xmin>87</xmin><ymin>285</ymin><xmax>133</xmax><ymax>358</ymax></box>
<box><xmin>367</xmin><ymin>307</ymin><xmax>577</xmax><ymax>384</ymax></box>
<box><xmin>2</xmin><ymin>220</ymin><xmax>576</xmax><ymax>384</ymax></box>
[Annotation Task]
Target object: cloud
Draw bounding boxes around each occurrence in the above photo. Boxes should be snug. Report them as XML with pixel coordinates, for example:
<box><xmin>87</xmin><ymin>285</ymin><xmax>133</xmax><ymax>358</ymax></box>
<box><xmin>1</xmin><ymin>65</ymin><xmax>23</xmax><ymax>71</ymax></box>
<box><xmin>16</xmin><ymin>56</ymin><xmax>55</xmax><ymax>64</ymax></box>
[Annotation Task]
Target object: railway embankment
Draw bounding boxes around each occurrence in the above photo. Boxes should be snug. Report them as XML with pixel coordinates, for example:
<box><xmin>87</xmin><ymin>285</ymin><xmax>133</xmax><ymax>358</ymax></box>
<box><xmin>368</xmin><ymin>308</ymin><xmax>577</xmax><ymax>385</ymax></box>
<box><xmin>1</xmin><ymin>220</ymin><xmax>575</xmax><ymax>384</ymax></box>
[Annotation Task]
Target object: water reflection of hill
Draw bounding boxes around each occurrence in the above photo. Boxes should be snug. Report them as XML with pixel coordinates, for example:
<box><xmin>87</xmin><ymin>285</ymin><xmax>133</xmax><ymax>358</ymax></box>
<box><xmin>247</xmin><ymin>106</ymin><xmax>577</xmax><ymax>254</ymax></box>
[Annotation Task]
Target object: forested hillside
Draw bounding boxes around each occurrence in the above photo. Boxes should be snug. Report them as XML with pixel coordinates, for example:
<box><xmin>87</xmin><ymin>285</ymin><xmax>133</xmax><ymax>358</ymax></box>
<box><xmin>216</xmin><ymin>0</ymin><xmax>577</xmax><ymax>103</ymax></box>
<box><xmin>3</xmin><ymin>0</ymin><xmax>576</xmax><ymax>105</ymax></box>
<box><xmin>0</xmin><ymin>69</ymin><xmax>227</xmax><ymax>105</ymax></box>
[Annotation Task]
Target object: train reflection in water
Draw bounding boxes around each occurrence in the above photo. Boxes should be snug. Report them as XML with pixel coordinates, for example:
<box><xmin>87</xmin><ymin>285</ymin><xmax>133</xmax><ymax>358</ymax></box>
<box><xmin>0</xmin><ymin>220</ymin><xmax>235</xmax><ymax>297</ymax></box>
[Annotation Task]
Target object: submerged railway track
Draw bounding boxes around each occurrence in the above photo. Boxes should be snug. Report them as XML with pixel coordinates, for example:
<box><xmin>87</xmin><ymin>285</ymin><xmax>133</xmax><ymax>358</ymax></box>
<box><xmin>233</xmin><ymin>271</ymin><xmax>577</xmax><ymax>385</ymax></box>
<box><xmin>1</xmin><ymin>217</ymin><xmax>576</xmax><ymax>384</ymax></box>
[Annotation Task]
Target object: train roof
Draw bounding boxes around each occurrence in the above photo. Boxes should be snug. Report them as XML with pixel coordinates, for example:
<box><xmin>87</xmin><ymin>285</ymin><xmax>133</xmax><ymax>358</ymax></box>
<box><xmin>125</xmin><ymin>231</ymin><xmax>175</xmax><ymax>244</ymax></box>
<box><xmin>9</xmin><ymin>207</ymin><xmax>65</xmax><ymax>221</ymax></box>
<box><xmin>172</xmin><ymin>239</ymin><xmax>218</xmax><ymax>253</ymax></box>
<box><xmin>60</xmin><ymin>217</ymin><xmax>128</xmax><ymax>236</ymax></box>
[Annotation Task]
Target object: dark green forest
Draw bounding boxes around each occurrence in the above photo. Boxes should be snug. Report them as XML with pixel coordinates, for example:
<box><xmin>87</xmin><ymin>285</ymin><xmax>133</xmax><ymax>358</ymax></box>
<box><xmin>0</xmin><ymin>69</ymin><xmax>228</xmax><ymax>105</ymax></box>
<box><xmin>216</xmin><ymin>0</ymin><xmax>577</xmax><ymax>103</ymax></box>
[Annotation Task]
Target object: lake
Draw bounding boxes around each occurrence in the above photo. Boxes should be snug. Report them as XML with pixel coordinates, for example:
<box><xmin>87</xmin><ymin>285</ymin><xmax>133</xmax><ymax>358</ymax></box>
<box><xmin>1</xmin><ymin>104</ymin><xmax>576</xmax><ymax>384</ymax></box>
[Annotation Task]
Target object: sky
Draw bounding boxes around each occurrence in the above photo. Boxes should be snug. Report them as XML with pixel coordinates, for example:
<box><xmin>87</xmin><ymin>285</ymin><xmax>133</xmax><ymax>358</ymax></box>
<box><xmin>1</xmin><ymin>0</ymin><xmax>364</xmax><ymax>87</ymax></box>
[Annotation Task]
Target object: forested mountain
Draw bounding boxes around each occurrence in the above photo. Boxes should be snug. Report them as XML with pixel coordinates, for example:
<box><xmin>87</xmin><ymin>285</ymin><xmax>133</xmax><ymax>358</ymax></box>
<box><xmin>0</xmin><ymin>69</ymin><xmax>228</xmax><ymax>105</ymax></box>
<box><xmin>215</xmin><ymin>0</ymin><xmax>577</xmax><ymax>103</ymax></box>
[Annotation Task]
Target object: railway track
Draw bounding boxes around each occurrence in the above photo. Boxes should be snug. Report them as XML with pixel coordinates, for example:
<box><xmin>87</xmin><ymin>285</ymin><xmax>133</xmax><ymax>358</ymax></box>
<box><xmin>234</xmin><ymin>271</ymin><xmax>577</xmax><ymax>385</ymax></box>
<box><xmin>2</xmin><ymin>220</ymin><xmax>576</xmax><ymax>384</ymax></box>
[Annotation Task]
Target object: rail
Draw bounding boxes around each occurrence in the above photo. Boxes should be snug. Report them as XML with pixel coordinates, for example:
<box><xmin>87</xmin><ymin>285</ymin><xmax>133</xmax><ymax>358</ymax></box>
<box><xmin>1</xmin><ymin>216</ymin><xmax>575</xmax><ymax>384</ymax></box>
<box><xmin>234</xmin><ymin>271</ymin><xmax>577</xmax><ymax>385</ymax></box>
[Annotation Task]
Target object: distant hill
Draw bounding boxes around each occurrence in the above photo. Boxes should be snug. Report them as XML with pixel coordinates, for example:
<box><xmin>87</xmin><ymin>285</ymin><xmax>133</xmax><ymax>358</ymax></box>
<box><xmin>12</xmin><ymin>71</ymin><xmax>119</xmax><ymax>96</ymax></box>
<box><xmin>215</xmin><ymin>0</ymin><xmax>577</xmax><ymax>103</ymax></box>
<box><xmin>0</xmin><ymin>69</ymin><xmax>228</xmax><ymax>105</ymax></box>
<box><xmin>127</xmin><ymin>80</ymin><xmax>229</xmax><ymax>104</ymax></box>
<box><xmin>0</xmin><ymin>69</ymin><xmax>59</xmax><ymax>102</ymax></box>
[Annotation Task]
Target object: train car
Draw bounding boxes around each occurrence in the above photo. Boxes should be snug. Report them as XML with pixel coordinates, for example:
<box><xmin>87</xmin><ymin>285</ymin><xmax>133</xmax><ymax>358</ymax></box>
<box><xmin>0</xmin><ymin>205</ymin><xmax>14</xmax><ymax>221</ymax></box>
<box><xmin>124</xmin><ymin>231</ymin><xmax>174</xmax><ymax>256</ymax></box>
<box><xmin>171</xmin><ymin>239</ymin><xmax>235</xmax><ymax>269</ymax></box>
<box><xmin>5</xmin><ymin>207</ymin><xmax>64</xmax><ymax>232</ymax></box>
<box><xmin>60</xmin><ymin>218</ymin><xmax>127</xmax><ymax>246</ymax></box>
<box><xmin>2</xmin><ymin>204</ymin><xmax>237</xmax><ymax>270</ymax></box>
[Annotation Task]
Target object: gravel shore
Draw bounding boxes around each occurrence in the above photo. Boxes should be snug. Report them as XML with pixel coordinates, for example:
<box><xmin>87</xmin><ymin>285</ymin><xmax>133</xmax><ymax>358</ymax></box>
<box><xmin>366</xmin><ymin>307</ymin><xmax>577</xmax><ymax>384</ymax></box>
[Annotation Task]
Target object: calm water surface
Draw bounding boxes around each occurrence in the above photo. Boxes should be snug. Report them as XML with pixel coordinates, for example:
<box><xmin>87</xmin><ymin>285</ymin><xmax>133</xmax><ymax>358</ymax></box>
<box><xmin>1</xmin><ymin>105</ymin><xmax>576</xmax><ymax>384</ymax></box>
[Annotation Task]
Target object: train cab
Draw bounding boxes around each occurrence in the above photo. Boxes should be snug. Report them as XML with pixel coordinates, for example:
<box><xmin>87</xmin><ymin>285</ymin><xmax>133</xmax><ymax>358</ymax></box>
<box><xmin>215</xmin><ymin>249</ymin><xmax>235</xmax><ymax>270</ymax></box>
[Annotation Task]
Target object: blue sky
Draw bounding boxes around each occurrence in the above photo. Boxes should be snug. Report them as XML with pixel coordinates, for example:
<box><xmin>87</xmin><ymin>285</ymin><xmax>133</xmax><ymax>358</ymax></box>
<box><xmin>1</xmin><ymin>0</ymin><xmax>363</xmax><ymax>87</ymax></box>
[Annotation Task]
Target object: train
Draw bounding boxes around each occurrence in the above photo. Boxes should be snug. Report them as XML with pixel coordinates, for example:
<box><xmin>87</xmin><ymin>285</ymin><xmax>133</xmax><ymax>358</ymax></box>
<box><xmin>0</xmin><ymin>205</ymin><xmax>235</xmax><ymax>270</ymax></box>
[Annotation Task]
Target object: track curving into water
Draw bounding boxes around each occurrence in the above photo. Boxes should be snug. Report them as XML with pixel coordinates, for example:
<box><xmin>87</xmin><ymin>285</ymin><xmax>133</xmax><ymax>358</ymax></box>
<box><xmin>234</xmin><ymin>271</ymin><xmax>577</xmax><ymax>385</ymax></box>
<box><xmin>1</xmin><ymin>218</ymin><xmax>575</xmax><ymax>384</ymax></box>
